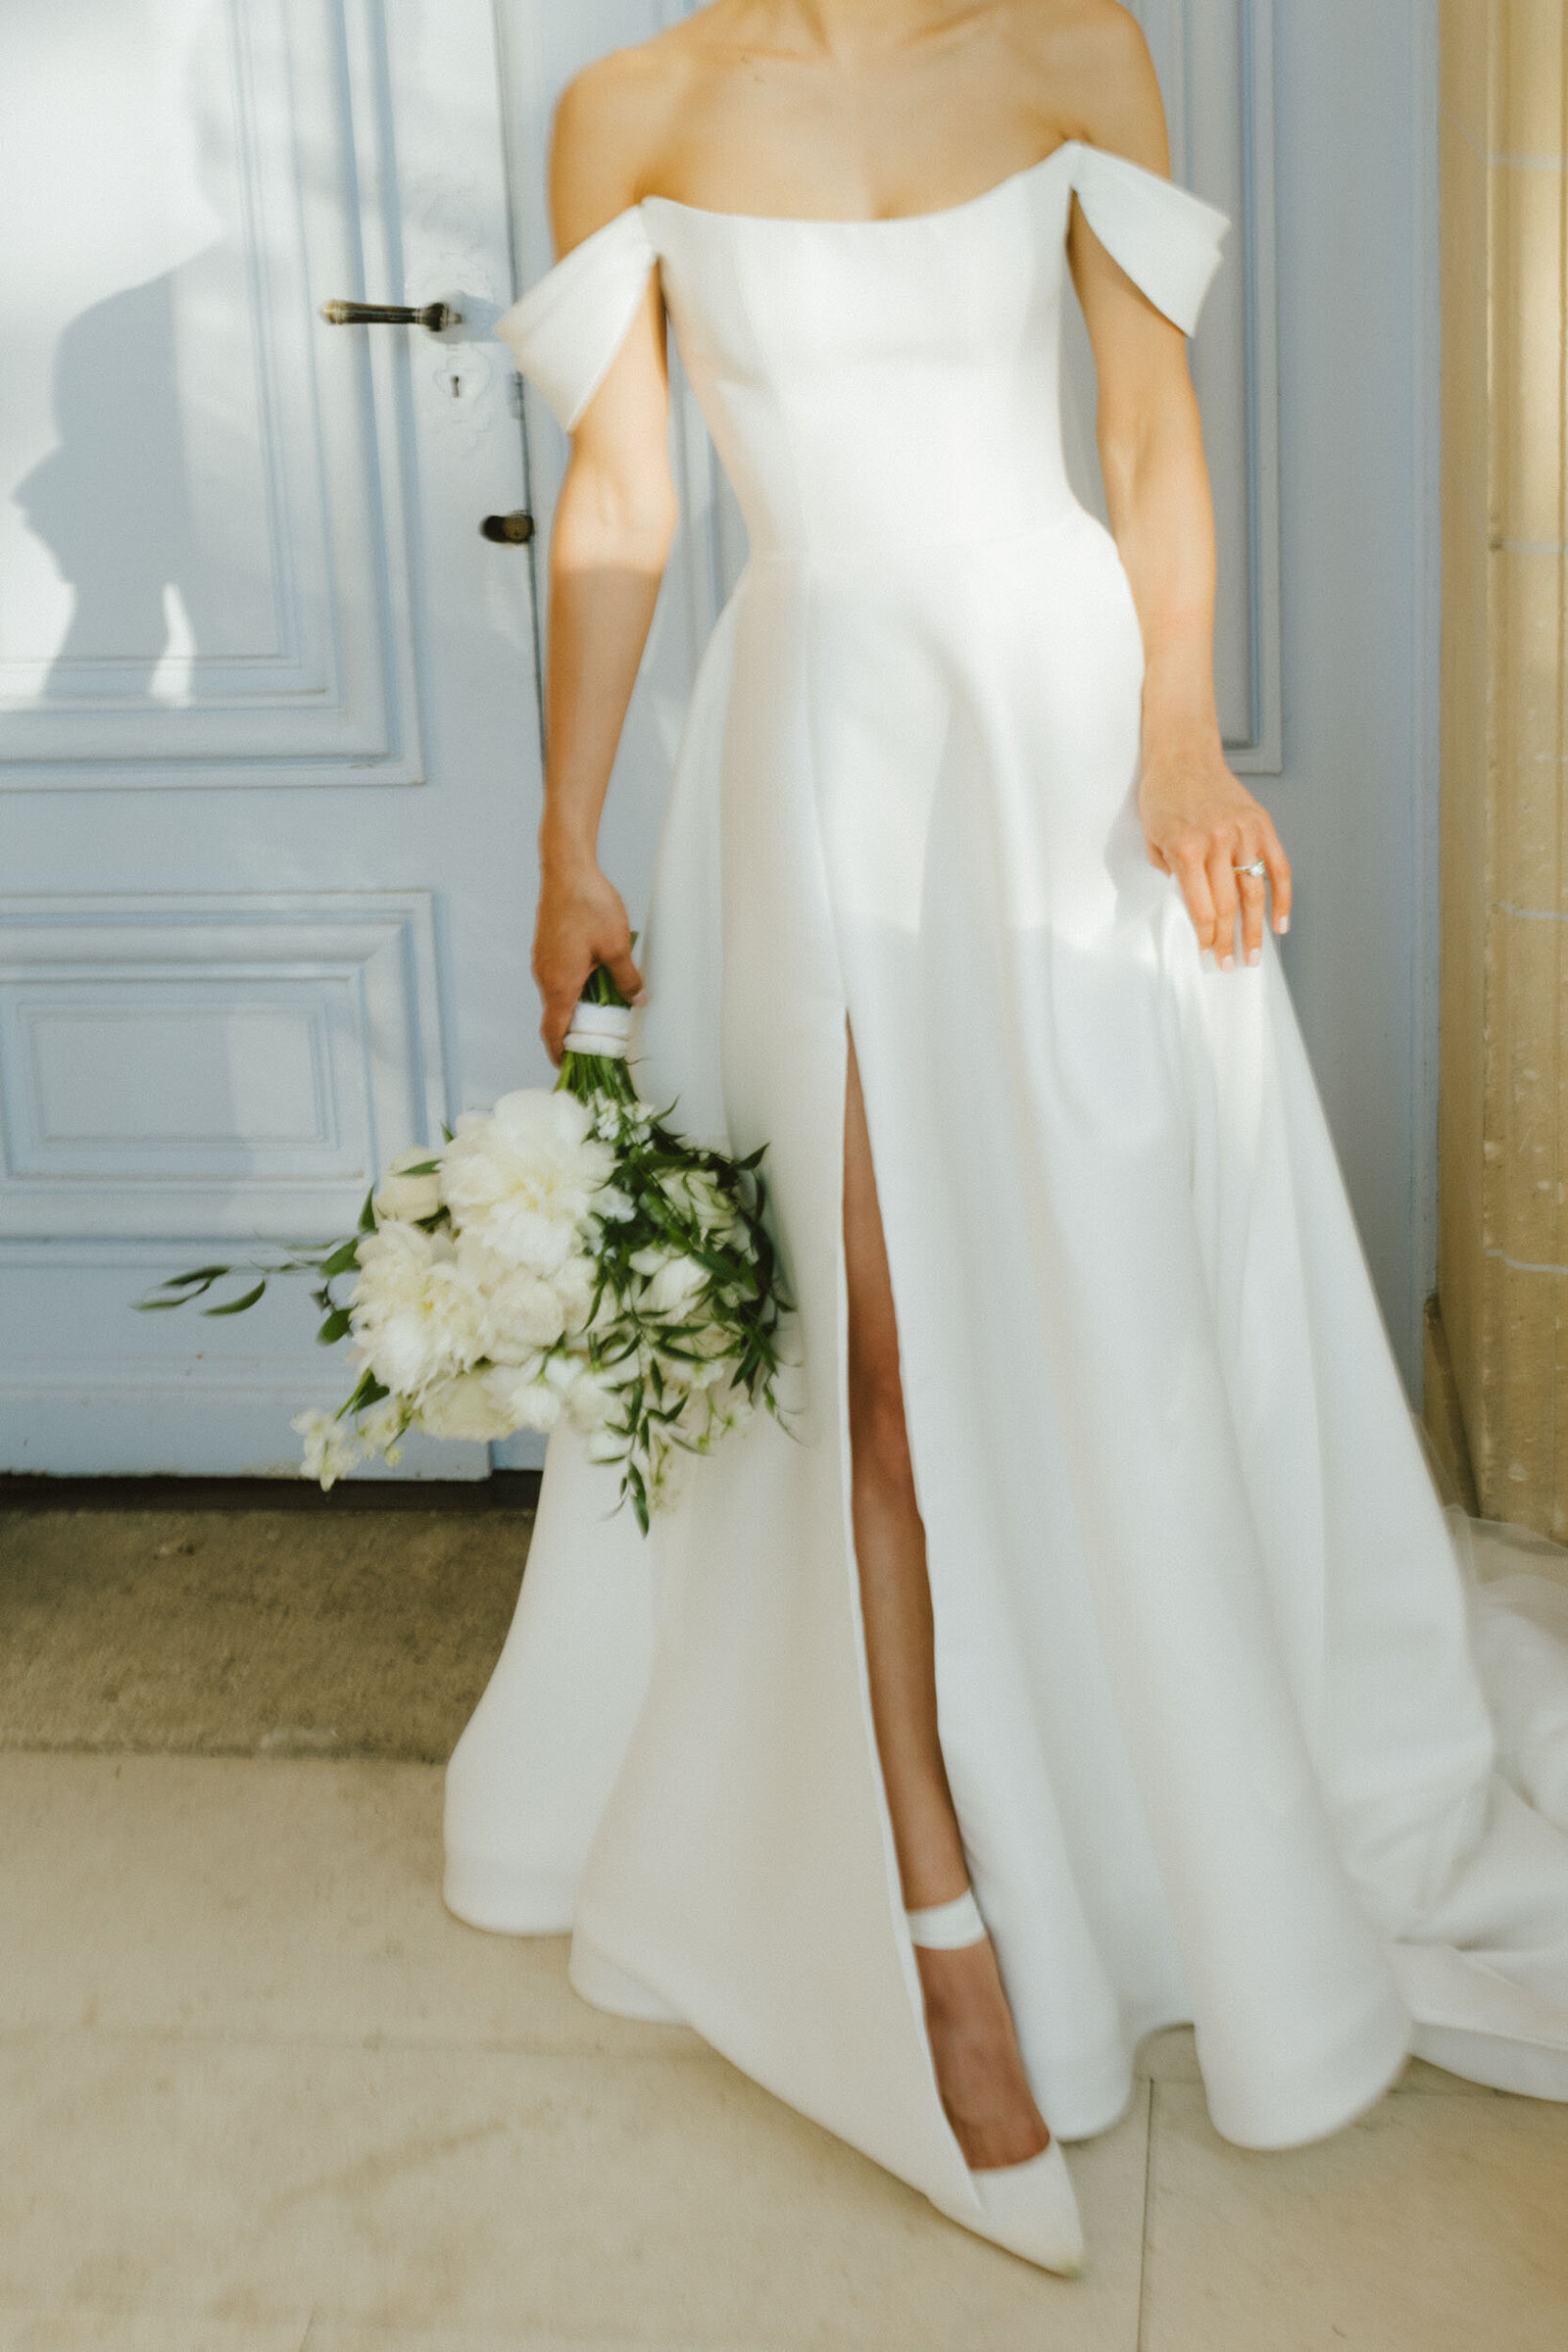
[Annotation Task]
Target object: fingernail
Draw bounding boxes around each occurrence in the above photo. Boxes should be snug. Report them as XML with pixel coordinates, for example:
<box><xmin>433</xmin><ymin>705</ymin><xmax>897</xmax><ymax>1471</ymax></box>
<box><xmin>1221</xmin><ymin>954</ymin><xmax>1235</xmax><ymax>972</ymax></box>
<box><xmin>1277</xmin><ymin>916</ymin><xmax>1290</xmax><ymax>934</ymax></box>
<box><xmin>632</xmin><ymin>989</ymin><xmax>649</xmax><ymax>1006</ymax></box>
<box><xmin>1247</xmin><ymin>948</ymin><xmax>1261</xmax><ymax>967</ymax></box>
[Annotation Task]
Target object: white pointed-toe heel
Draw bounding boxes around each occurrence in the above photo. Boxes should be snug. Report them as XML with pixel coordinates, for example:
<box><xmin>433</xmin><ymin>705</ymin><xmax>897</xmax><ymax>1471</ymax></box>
<box><xmin>963</xmin><ymin>2137</ymin><xmax>1084</xmax><ymax>2276</ymax></box>
<box><xmin>906</xmin><ymin>1888</ymin><xmax>1086</xmax><ymax>2277</ymax></box>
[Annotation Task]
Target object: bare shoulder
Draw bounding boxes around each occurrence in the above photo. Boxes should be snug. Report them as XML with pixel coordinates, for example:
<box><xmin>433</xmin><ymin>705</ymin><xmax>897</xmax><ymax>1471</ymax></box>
<box><xmin>1004</xmin><ymin>0</ymin><xmax>1170</xmax><ymax>172</ymax></box>
<box><xmin>547</xmin><ymin>26</ymin><xmax>703</xmax><ymax>254</ymax></box>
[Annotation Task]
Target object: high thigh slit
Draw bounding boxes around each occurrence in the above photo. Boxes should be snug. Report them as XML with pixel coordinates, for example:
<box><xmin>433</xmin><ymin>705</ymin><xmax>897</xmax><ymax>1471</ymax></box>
<box><xmin>844</xmin><ymin>1010</ymin><xmax>1057</xmax><ymax>2174</ymax></box>
<box><xmin>841</xmin><ymin>1017</ymin><xmax>965</xmax><ymax>1915</ymax></box>
<box><xmin>445</xmin><ymin>135</ymin><xmax>1568</xmax><ymax>2237</ymax></box>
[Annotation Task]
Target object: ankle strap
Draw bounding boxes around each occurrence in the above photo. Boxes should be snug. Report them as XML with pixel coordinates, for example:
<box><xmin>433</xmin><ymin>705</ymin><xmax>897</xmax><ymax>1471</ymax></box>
<box><xmin>906</xmin><ymin>1887</ymin><xmax>986</xmax><ymax>1949</ymax></box>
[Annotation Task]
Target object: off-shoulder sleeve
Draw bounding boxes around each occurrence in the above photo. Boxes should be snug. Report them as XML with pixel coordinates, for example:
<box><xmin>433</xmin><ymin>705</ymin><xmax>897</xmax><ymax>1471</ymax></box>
<box><xmin>1067</xmin><ymin>144</ymin><xmax>1230</xmax><ymax>337</ymax></box>
<box><xmin>495</xmin><ymin>207</ymin><xmax>658</xmax><ymax>432</ymax></box>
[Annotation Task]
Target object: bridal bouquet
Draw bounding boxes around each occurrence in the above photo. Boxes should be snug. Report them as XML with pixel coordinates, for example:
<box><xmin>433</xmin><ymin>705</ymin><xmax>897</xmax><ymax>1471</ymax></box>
<box><xmin>140</xmin><ymin>969</ymin><xmax>791</xmax><ymax>1529</ymax></box>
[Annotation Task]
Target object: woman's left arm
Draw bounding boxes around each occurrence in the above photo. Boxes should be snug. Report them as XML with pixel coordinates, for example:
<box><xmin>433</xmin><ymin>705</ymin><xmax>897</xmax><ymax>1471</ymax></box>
<box><xmin>1066</xmin><ymin>35</ymin><xmax>1291</xmax><ymax>967</ymax></box>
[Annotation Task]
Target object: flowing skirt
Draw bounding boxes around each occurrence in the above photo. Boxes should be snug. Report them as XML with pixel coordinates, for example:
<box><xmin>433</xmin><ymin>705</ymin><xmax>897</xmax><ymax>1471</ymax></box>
<box><xmin>445</xmin><ymin>511</ymin><xmax>1568</xmax><ymax>2213</ymax></box>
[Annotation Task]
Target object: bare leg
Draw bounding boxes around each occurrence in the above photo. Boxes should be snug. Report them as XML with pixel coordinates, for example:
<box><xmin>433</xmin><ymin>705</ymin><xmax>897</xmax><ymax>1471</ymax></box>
<box><xmin>844</xmin><ymin>1027</ymin><xmax>1050</xmax><ymax>2171</ymax></box>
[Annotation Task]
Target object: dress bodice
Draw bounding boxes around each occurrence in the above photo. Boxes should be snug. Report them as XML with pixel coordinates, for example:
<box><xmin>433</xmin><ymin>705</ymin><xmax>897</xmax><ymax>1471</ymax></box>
<box><xmin>497</xmin><ymin>141</ymin><xmax>1229</xmax><ymax>564</ymax></box>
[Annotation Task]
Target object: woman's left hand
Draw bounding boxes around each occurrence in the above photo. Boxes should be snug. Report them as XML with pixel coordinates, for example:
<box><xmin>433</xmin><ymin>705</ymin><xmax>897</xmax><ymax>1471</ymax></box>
<box><xmin>1138</xmin><ymin>731</ymin><xmax>1292</xmax><ymax>968</ymax></box>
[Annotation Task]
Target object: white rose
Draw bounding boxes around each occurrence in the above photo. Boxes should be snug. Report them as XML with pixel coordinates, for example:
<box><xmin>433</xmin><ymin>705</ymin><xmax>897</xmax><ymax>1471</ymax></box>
<box><xmin>659</xmin><ymin>1168</ymin><xmax>730</xmax><ymax>1232</ymax></box>
<box><xmin>679</xmin><ymin>1383</ymin><xmax>738</xmax><ymax>1447</ymax></box>
<box><xmin>656</xmin><ymin>1175</ymin><xmax>688</xmax><ymax>1227</ymax></box>
<box><xmin>440</xmin><ymin>1090</ymin><xmax>614</xmax><ymax>1272</ymax></box>
<box><xmin>649</xmin><ymin>1443</ymin><xmax>697</xmax><ymax>1511</ymax></box>
<box><xmin>702</xmin><ymin>1185</ymin><xmax>740</xmax><ymax>1238</ymax></box>
<box><xmin>416</xmin><ymin>1371</ymin><xmax>518</xmax><ymax>1443</ymax></box>
<box><xmin>482</xmin><ymin>1357</ymin><xmax>565</xmax><ymax>1432</ymax></box>
<box><xmin>373</xmin><ymin>1147</ymin><xmax>442</xmax><ymax>1224</ymax></box>
<box><xmin>349</xmin><ymin>1222</ymin><xmax>488</xmax><ymax>1398</ymax></box>
<box><xmin>292</xmin><ymin>1407</ymin><xmax>361</xmax><ymax>1491</ymax></box>
<box><xmin>565</xmin><ymin>1368</ymin><xmax>622</xmax><ymax>1432</ymax></box>
<box><xmin>644</xmin><ymin>1252</ymin><xmax>708</xmax><ymax>1318</ymax></box>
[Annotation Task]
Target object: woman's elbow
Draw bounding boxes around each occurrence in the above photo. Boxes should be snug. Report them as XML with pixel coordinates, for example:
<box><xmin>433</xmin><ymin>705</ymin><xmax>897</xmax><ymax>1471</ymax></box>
<box><xmin>1096</xmin><ymin>384</ymin><xmax>1202</xmax><ymax>508</ymax></box>
<box><xmin>557</xmin><ymin>452</ymin><xmax>679</xmax><ymax>573</ymax></box>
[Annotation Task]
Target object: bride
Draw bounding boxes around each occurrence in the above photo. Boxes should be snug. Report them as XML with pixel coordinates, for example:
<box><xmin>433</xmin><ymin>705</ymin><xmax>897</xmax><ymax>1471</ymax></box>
<box><xmin>445</xmin><ymin>0</ymin><xmax>1568</xmax><ymax>2277</ymax></box>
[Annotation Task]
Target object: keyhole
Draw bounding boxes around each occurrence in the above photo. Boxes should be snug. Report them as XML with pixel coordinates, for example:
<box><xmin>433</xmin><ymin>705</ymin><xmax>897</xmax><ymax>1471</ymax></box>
<box><xmin>447</xmin><ymin>370</ymin><xmax>463</xmax><ymax>399</ymax></box>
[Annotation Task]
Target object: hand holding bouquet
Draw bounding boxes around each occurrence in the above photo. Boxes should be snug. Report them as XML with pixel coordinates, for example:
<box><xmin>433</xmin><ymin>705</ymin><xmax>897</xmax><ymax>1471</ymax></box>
<box><xmin>142</xmin><ymin>969</ymin><xmax>791</xmax><ymax>1529</ymax></box>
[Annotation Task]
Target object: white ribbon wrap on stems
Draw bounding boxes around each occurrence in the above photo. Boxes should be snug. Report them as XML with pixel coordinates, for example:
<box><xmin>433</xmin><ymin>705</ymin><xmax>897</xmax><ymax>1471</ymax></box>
<box><xmin>563</xmin><ymin>1001</ymin><xmax>634</xmax><ymax>1058</ymax></box>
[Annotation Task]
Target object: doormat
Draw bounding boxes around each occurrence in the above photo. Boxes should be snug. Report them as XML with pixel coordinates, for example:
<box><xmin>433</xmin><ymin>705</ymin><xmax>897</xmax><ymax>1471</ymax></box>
<box><xmin>0</xmin><ymin>1505</ymin><xmax>533</xmax><ymax>1761</ymax></box>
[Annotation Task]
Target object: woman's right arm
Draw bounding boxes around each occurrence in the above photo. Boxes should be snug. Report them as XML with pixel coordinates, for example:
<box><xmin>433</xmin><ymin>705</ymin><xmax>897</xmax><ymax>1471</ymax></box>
<box><xmin>530</xmin><ymin>61</ymin><xmax>680</xmax><ymax>1061</ymax></box>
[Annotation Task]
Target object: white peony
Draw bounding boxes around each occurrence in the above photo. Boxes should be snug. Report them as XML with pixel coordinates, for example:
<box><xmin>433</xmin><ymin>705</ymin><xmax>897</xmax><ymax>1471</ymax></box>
<box><xmin>439</xmin><ymin>1090</ymin><xmax>613</xmax><ymax>1273</ymax></box>
<box><xmin>453</xmin><ymin>1230</ymin><xmax>567</xmax><ymax>1363</ymax></box>
<box><xmin>416</xmin><ymin>1371</ymin><xmax>519</xmax><ymax>1443</ymax></box>
<box><xmin>373</xmin><ymin>1147</ymin><xmax>443</xmax><ymax>1224</ymax></box>
<box><xmin>350</xmin><ymin>1221</ymin><xmax>488</xmax><ymax>1398</ymax></box>
<box><xmin>486</xmin><ymin>1266</ymin><xmax>569</xmax><ymax>1359</ymax></box>
<box><xmin>292</xmin><ymin>1406</ymin><xmax>360</xmax><ymax>1490</ymax></box>
<box><xmin>550</xmin><ymin>1251</ymin><xmax>599</xmax><ymax>1336</ymax></box>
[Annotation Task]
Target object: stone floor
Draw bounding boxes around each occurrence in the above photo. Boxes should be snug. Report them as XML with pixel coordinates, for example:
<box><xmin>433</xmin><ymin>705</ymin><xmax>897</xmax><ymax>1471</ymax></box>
<box><xmin>2</xmin><ymin>1500</ymin><xmax>1566</xmax><ymax>2348</ymax></box>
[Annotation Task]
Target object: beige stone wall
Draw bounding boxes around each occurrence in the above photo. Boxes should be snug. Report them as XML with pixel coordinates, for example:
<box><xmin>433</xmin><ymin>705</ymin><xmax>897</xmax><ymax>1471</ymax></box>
<box><xmin>1435</xmin><ymin>1</ymin><xmax>1568</xmax><ymax>1532</ymax></box>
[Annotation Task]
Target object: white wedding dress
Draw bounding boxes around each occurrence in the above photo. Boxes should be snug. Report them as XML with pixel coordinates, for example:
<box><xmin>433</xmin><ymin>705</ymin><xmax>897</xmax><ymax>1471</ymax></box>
<box><xmin>446</xmin><ymin>141</ymin><xmax>1568</xmax><ymax>2232</ymax></box>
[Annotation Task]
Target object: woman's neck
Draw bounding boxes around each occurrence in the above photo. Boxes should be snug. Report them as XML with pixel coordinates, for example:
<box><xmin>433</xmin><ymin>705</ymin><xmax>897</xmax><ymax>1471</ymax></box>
<box><xmin>762</xmin><ymin>1</ymin><xmax>989</xmax><ymax>64</ymax></box>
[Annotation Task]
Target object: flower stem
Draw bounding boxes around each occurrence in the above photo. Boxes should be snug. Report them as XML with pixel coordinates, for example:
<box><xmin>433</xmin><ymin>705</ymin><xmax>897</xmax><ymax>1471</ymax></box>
<box><xmin>556</xmin><ymin>956</ymin><xmax>638</xmax><ymax>1108</ymax></box>
<box><xmin>558</xmin><ymin>1050</ymin><xmax>637</xmax><ymax>1106</ymax></box>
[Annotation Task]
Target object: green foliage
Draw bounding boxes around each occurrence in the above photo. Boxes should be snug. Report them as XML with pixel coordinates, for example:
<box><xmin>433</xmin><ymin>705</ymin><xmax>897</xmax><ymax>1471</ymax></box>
<box><xmin>551</xmin><ymin>1054</ymin><xmax>795</xmax><ymax>1528</ymax></box>
<box><xmin>138</xmin><ymin>945</ymin><xmax>795</xmax><ymax>1527</ymax></box>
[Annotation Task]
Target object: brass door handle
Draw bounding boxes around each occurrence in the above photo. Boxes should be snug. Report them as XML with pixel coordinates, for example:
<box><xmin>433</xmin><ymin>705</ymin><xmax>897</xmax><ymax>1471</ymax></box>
<box><xmin>319</xmin><ymin>299</ymin><xmax>462</xmax><ymax>332</ymax></box>
<box><xmin>480</xmin><ymin>511</ymin><xmax>535</xmax><ymax>545</ymax></box>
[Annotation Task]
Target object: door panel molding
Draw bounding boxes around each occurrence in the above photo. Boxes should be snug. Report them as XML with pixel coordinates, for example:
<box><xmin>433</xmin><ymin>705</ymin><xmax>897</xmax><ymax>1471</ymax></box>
<box><xmin>1</xmin><ymin>0</ymin><xmax>539</xmax><ymax>1474</ymax></box>
<box><xmin>0</xmin><ymin>1228</ymin><xmax>486</xmax><ymax>1481</ymax></box>
<box><xmin>0</xmin><ymin>891</ymin><xmax>446</xmax><ymax>1240</ymax></box>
